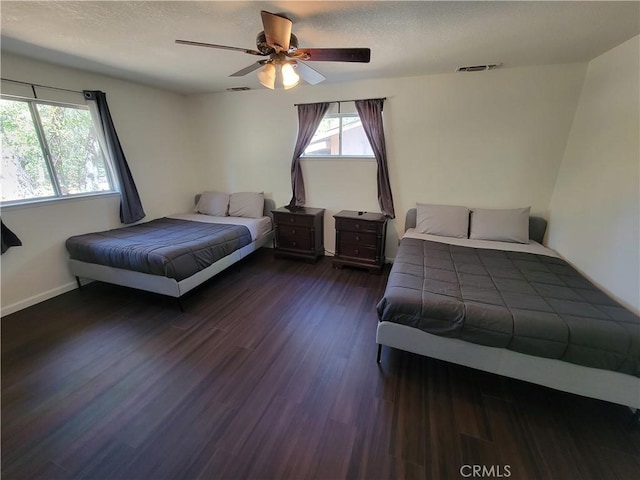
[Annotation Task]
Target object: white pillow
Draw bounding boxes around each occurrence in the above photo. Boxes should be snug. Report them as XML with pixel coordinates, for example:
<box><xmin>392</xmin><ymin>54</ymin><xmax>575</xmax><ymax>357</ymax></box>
<box><xmin>416</xmin><ymin>203</ymin><xmax>470</xmax><ymax>238</ymax></box>
<box><xmin>228</xmin><ymin>192</ymin><xmax>264</xmax><ymax>219</ymax></box>
<box><xmin>469</xmin><ymin>207</ymin><xmax>531</xmax><ymax>243</ymax></box>
<box><xmin>196</xmin><ymin>191</ymin><xmax>229</xmax><ymax>216</ymax></box>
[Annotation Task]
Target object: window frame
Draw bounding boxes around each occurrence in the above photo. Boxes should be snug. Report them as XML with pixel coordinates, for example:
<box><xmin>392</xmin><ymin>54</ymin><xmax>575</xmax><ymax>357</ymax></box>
<box><xmin>302</xmin><ymin>112</ymin><xmax>375</xmax><ymax>159</ymax></box>
<box><xmin>0</xmin><ymin>95</ymin><xmax>117</xmax><ymax>207</ymax></box>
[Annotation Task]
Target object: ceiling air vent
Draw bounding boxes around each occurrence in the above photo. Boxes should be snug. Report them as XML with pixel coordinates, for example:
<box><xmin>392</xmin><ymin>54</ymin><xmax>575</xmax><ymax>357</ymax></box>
<box><xmin>226</xmin><ymin>86</ymin><xmax>251</xmax><ymax>92</ymax></box>
<box><xmin>456</xmin><ymin>63</ymin><xmax>502</xmax><ymax>72</ymax></box>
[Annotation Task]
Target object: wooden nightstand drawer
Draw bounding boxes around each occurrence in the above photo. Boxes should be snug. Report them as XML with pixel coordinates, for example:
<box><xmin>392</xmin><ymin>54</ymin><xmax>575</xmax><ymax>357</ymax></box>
<box><xmin>273</xmin><ymin>212</ymin><xmax>315</xmax><ymax>227</ymax></box>
<box><xmin>340</xmin><ymin>231</ymin><xmax>377</xmax><ymax>248</ymax></box>
<box><xmin>338</xmin><ymin>244</ymin><xmax>378</xmax><ymax>261</ymax></box>
<box><xmin>335</xmin><ymin>217</ymin><xmax>381</xmax><ymax>234</ymax></box>
<box><xmin>278</xmin><ymin>225</ymin><xmax>311</xmax><ymax>239</ymax></box>
<box><xmin>278</xmin><ymin>235</ymin><xmax>311</xmax><ymax>251</ymax></box>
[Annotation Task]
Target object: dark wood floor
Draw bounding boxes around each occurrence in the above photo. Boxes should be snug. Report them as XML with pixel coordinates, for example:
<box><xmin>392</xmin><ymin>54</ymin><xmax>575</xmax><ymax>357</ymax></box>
<box><xmin>2</xmin><ymin>249</ymin><xmax>639</xmax><ymax>480</ymax></box>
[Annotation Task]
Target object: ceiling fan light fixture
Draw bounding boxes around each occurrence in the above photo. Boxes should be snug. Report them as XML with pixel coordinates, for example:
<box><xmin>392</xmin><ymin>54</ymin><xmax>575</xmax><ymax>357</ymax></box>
<box><xmin>257</xmin><ymin>62</ymin><xmax>276</xmax><ymax>89</ymax></box>
<box><xmin>281</xmin><ymin>61</ymin><xmax>299</xmax><ymax>89</ymax></box>
<box><xmin>176</xmin><ymin>10</ymin><xmax>371</xmax><ymax>91</ymax></box>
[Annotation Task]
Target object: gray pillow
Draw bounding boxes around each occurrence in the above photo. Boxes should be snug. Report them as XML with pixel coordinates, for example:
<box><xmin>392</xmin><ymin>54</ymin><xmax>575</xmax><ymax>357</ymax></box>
<box><xmin>228</xmin><ymin>192</ymin><xmax>264</xmax><ymax>218</ymax></box>
<box><xmin>416</xmin><ymin>203</ymin><xmax>470</xmax><ymax>238</ymax></box>
<box><xmin>196</xmin><ymin>191</ymin><xmax>229</xmax><ymax>216</ymax></box>
<box><xmin>469</xmin><ymin>207</ymin><xmax>531</xmax><ymax>243</ymax></box>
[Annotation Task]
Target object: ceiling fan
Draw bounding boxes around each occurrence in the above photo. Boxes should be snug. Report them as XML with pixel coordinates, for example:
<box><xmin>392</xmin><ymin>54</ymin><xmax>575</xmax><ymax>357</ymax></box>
<box><xmin>176</xmin><ymin>10</ymin><xmax>371</xmax><ymax>90</ymax></box>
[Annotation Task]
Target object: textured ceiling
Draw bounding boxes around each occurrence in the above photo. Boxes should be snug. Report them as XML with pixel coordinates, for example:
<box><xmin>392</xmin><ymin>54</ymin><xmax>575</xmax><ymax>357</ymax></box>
<box><xmin>1</xmin><ymin>1</ymin><xmax>639</xmax><ymax>94</ymax></box>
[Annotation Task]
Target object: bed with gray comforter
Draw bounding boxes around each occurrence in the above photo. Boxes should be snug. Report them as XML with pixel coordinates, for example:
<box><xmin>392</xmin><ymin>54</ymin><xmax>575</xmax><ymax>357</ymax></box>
<box><xmin>66</xmin><ymin>197</ymin><xmax>275</xmax><ymax>300</ymax></box>
<box><xmin>376</xmin><ymin>237</ymin><xmax>640</xmax><ymax>377</ymax></box>
<box><xmin>66</xmin><ymin>218</ymin><xmax>252</xmax><ymax>282</ymax></box>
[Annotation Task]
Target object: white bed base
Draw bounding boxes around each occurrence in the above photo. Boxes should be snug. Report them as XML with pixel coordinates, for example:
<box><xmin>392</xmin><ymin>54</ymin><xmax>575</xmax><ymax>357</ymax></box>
<box><xmin>377</xmin><ymin>321</ymin><xmax>640</xmax><ymax>409</ymax></box>
<box><xmin>69</xmin><ymin>231</ymin><xmax>273</xmax><ymax>298</ymax></box>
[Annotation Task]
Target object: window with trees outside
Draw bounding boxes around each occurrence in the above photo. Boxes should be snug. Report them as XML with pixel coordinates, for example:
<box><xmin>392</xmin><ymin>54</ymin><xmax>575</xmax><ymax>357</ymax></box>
<box><xmin>1</xmin><ymin>97</ymin><xmax>115</xmax><ymax>205</ymax></box>
<box><xmin>303</xmin><ymin>113</ymin><xmax>374</xmax><ymax>158</ymax></box>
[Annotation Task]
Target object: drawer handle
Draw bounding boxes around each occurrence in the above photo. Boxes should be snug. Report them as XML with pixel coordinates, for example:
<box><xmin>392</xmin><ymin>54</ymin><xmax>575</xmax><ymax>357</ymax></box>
<box><xmin>292</xmin><ymin>229</ymin><xmax>296</xmax><ymax>235</ymax></box>
<box><xmin>355</xmin><ymin>223</ymin><xmax>360</xmax><ymax>229</ymax></box>
<box><xmin>355</xmin><ymin>235</ymin><xmax>360</xmax><ymax>241</ymax></box>
<box><xmin>290</xmin><ymin>217</ymin><xmax>295</xmax><ymax>223</ymax></box>
<box><xmin>354</xmin><ymin>249</ymin><xmax>359</xmax><ymax>255</ymax></box>
<box><xmin>292</xmin><ymin>241</ymin><xmax>297</xmax><ymax>247</ymax></box>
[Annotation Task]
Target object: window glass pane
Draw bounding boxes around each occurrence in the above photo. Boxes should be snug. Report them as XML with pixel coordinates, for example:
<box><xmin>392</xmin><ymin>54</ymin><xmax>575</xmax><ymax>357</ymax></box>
<box><xmin>341</xmin><ymin>115</ymin><xmax>361</xmax><ymax>126</ymax></box>
<box><xmin>0</xmin><ymin>99</ymin><xmax>55</xmax><ymax>201</ymax></box>
<box><xmin>37</xmin><ymin>104</ymin><xmax>112</xmax><ymax>195</ymax></box>
<box><xmin>341</xmin><ymin>116</ymin><xmax>374</xmax><ymax>156</ymax></box>
<box><xmin>303</xmin><ymin>113</ymin><xmax>374</xmax><ymax>157</ymax></box>
<box><xmin>305</xmin><ymin>117</ymin><xmax>340</xmax><ymax>156</ymax></box>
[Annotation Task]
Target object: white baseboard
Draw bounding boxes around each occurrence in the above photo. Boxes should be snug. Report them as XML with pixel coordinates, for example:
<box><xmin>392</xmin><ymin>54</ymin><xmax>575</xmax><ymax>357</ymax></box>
<box><xmin>1</xmin><ymin>281</ymin><xmax>78</xmax><ymax>318</ymax></box>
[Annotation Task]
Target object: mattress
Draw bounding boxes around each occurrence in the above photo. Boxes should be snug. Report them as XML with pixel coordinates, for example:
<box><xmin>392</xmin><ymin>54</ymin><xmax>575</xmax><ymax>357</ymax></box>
<box><xmin>376</xmin><ymin>235</ymin><xmax>640</xmax><ymax>377</ymax></box>
<box><xmin>65</xmin><ymin>217</ymin><xmax>253</xmax><ymax>281</ymax></box>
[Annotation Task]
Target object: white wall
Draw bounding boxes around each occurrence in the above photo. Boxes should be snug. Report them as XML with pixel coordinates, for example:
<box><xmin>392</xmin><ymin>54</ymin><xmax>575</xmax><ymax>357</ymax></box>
<box><xmin>186</xmin><ymin>63</ymin><xmax>587</xmax><ymax>257</ymax></box>
<box><xmin>0</xmin><ymin>53</ymin><xmax>200</xmax><ymax>315</ymax></box>
<box><xmin>547</xmin><ymin>36</ymin><xmax>640</xmax><ymax>313</ymax></box>
<box><xmin>8</xmin><ymin>51</ymin><xmax>634</xmax><ymax>316</ymax></box>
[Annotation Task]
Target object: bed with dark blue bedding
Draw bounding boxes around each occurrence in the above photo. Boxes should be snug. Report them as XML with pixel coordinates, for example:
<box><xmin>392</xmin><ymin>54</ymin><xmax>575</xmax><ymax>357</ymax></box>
<box><xmin>66</xmin><ymin>218</ymin><xmax>252</xmax><ymax>282</ymax></box>
<box><xmin>65</xmin><ymin>198</ymin><xmax>275</xmax><ymax>299</ymax></box>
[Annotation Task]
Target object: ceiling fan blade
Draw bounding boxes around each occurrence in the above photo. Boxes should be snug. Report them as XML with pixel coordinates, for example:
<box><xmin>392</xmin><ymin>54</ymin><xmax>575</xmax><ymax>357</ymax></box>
<box><xmin>260</xmin><ymin>10</ymin><xmax>292</xmax><ymax>52</ymax></box>
<box><xmin>175</xmin><ymin>39</ymin><xmax>264</xmax><ymax>56</ymax></box>
<box><xmin>295</xmin><ymin>48</ymin><xmax>371</xmax><ymax>63</ymax></box>
<box><xmin>294</xmin><ymin>61</ymin><xmax>326</xmax><ymax>85</ymax></box>
<box><xmin>230</xmin><ymin>61</ymin><xmax>269</xmax><ymax>77</ymax></box>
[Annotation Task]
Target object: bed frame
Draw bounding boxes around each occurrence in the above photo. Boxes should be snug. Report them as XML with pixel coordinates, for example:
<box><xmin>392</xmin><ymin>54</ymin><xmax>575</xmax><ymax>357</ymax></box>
<box><xmin>376</xmin><ymin>209</ymin><xmax>640</xmax><ymax>409</ymax></box>
<box><xmin>70</xmin><ymin>198</ymin><xmax>275</xmax><ymax>301</ymax></box>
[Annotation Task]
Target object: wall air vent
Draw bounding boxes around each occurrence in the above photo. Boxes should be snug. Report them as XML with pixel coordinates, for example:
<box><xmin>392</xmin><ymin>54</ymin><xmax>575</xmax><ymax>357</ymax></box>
<box><xmin>226</xmin><ymin>86</ymin><xmax>251</xmax><ymax>91</ymax></box>
<box><xmin>456</xmin><ymin>63</ymin><xmax>502</xmax><ymax>72</ymax></box>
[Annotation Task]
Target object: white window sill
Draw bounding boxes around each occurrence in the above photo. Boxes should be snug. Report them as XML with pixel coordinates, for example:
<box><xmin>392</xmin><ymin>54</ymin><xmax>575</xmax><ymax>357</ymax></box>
<box><xmin>1</xmin><ymin>191</ymin><xmax>120</xmax><ymax>211</ymax></box>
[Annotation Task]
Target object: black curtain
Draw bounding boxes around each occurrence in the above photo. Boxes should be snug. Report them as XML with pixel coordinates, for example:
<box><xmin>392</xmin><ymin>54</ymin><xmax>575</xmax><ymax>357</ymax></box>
<box><xmin>289</xmin><ymin>102</ymin><xmax>331</xmax><ymax>207</ymax></box>
<box><xmin>1</xmin><ymin>220</ymin><xmax>22</xmax><ymax>254</ymax></box>
<box><xmin>355</xmin><ymin>99</ymin><xmax>395</xmax><ymax>218</ymax></box>
<box><xmin>84</xmin><ymin>90</ymin><xmax>145</xmax><ymax>224</ymax></box>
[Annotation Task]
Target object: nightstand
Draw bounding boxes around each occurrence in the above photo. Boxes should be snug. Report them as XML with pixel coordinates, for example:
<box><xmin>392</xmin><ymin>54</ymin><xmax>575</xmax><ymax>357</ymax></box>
<box><xmin>333</xmin><ymin>210</ymin><xmax>387</xmax><ymax>273</ymax></box>
<box><xmin>272</xmin><ymin>206</ymin><xmax>325</xmax><ymax>263</ymax></box>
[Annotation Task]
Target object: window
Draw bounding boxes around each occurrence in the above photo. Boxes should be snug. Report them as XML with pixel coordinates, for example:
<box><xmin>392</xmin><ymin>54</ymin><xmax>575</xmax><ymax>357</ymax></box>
<box><xmin>303</xmin><ymin>113</ymin><xmax>374</xmax><ymax>158</ymax></box>
<box><xmin>1</xmin><ymin>97</ymin><xmax>115</xmax><ymax>204</ymax></box>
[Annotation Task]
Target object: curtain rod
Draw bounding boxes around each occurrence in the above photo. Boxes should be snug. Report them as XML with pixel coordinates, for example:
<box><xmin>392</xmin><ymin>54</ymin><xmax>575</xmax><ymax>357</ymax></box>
<box><xmin>0</xmin><ymin>77</ymin><xmax>83</xmax><ymax>95</ymax></box>
<box><xmin>293</xmin><ymin>97</ymin><xmax>386</xmax><ymax>107</ymax></box>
